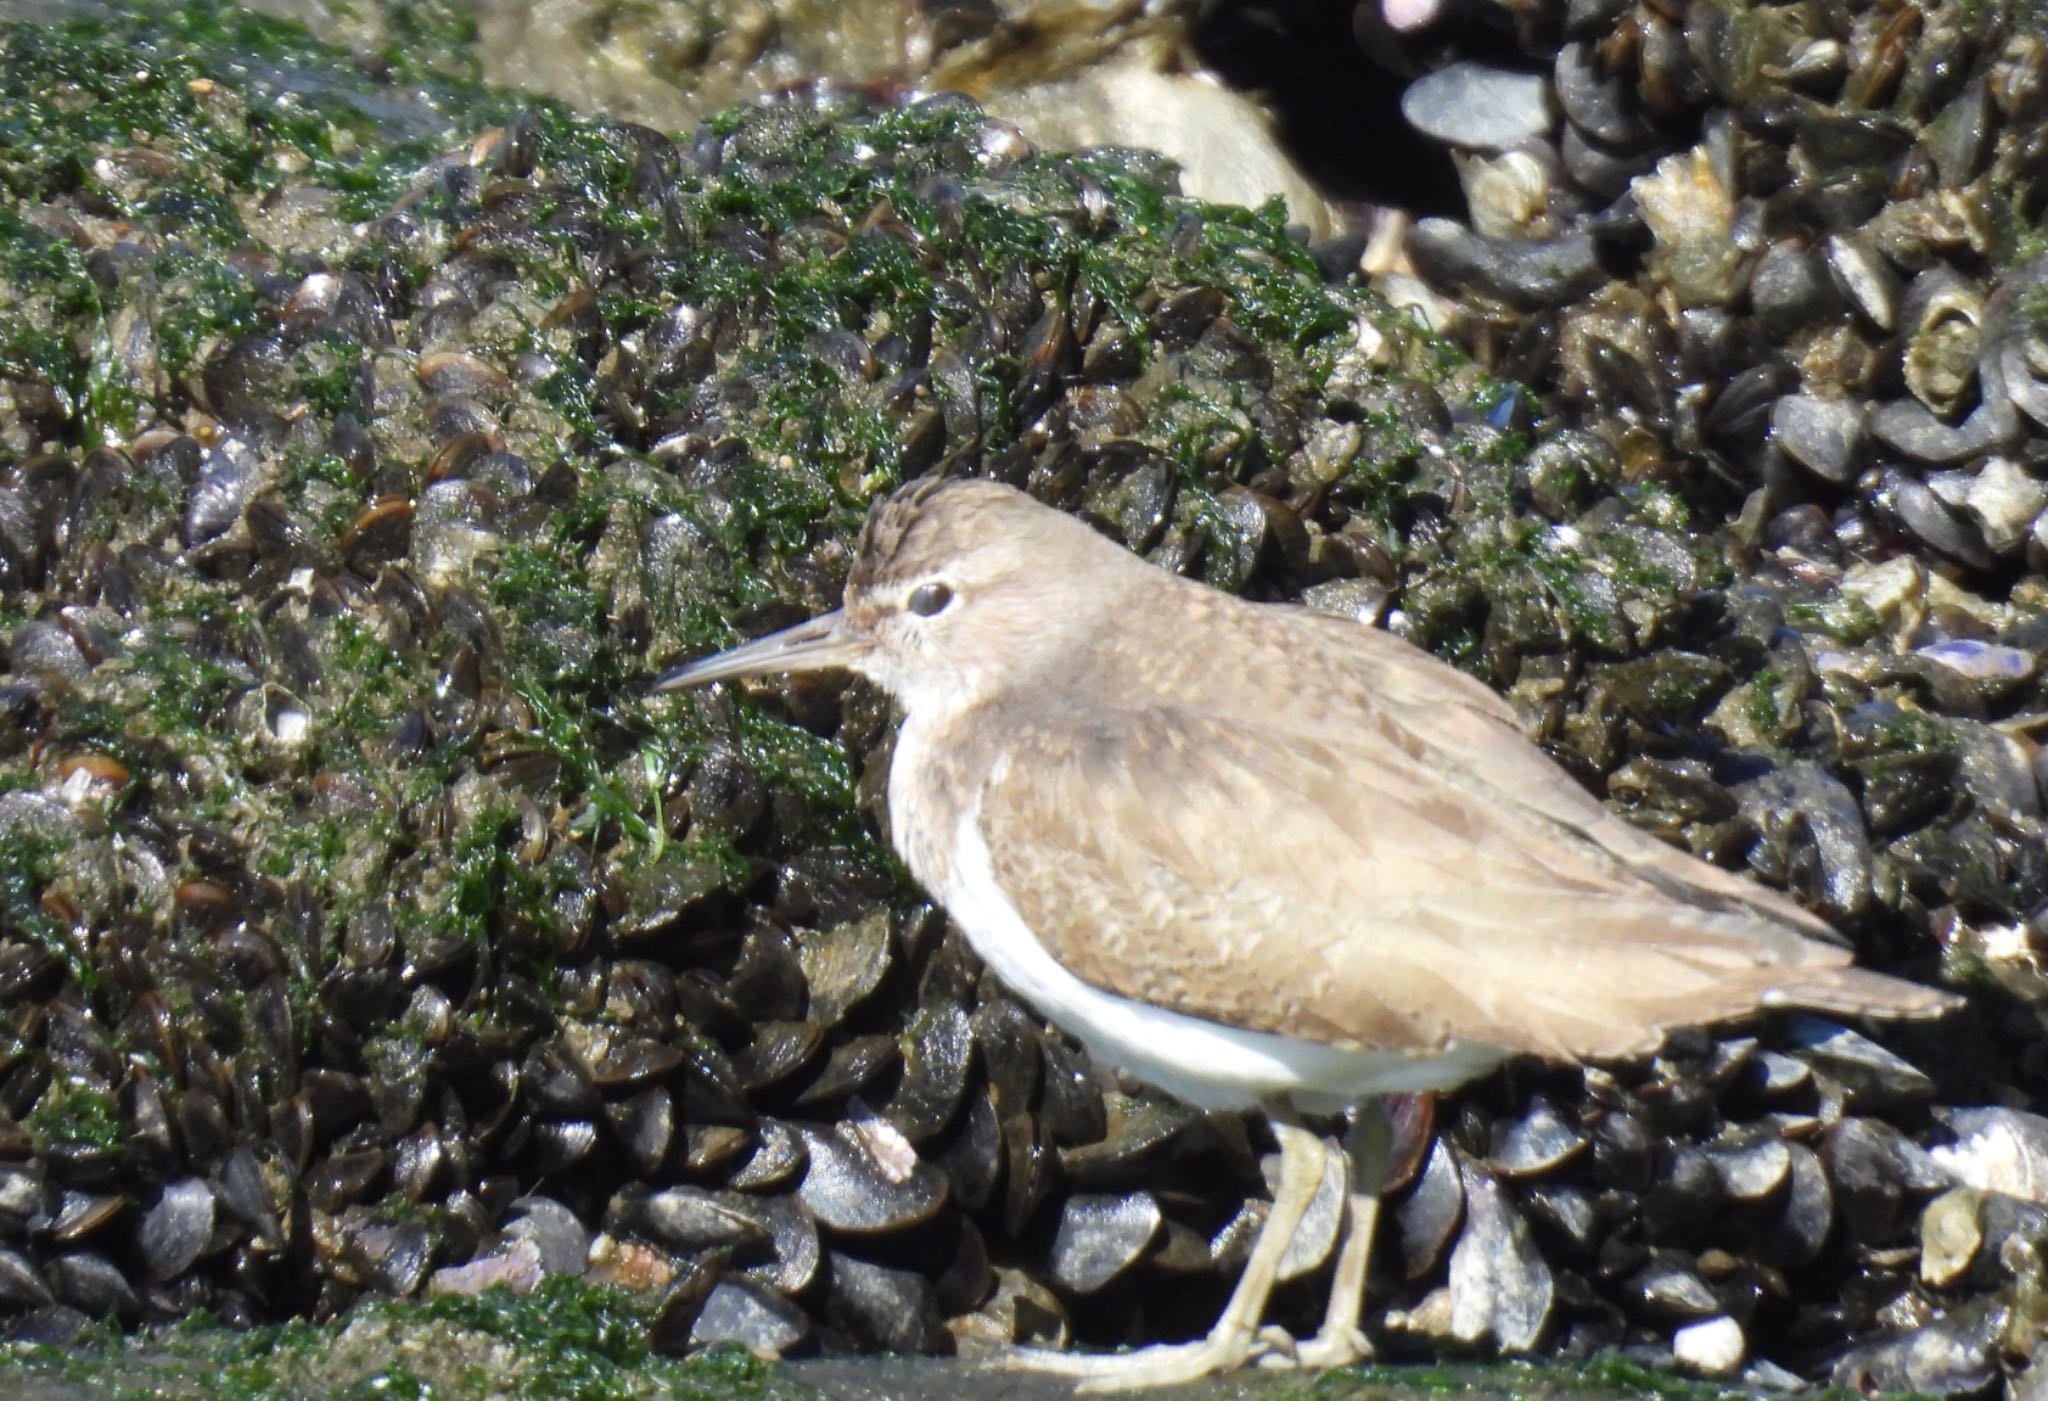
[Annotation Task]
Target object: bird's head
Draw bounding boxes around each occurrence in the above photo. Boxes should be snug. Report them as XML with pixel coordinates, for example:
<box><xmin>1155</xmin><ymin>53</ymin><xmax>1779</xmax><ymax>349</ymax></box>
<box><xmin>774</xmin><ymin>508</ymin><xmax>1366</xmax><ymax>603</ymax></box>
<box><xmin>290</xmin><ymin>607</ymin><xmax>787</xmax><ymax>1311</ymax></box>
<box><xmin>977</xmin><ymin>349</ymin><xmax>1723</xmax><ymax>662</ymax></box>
<box><xmin>653</xmin><ymin>477</ymin><xmax>1135</xmax><ymax>712</ymax></box>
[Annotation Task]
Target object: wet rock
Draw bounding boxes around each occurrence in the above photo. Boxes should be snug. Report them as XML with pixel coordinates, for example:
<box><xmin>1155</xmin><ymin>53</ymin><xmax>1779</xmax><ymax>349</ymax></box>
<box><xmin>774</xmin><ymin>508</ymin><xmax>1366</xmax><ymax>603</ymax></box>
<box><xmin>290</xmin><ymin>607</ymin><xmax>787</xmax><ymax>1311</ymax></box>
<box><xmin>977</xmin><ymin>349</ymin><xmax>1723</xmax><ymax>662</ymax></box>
<box><xmin>1784</xmin><ymin>1018</ymin><xmax>1935</xmax><ymax>1110</ymax></box>
<box><xmin>1402</xmin><ymin>64</ymin><xmax>1555</xmax><ymax>151</ymax></box>
<box><xmin>502</xmin><ymin>1198</ymin><xmax>591</xmax><ymax>1277</ymax></box>
<box><xmin>1489</xmin><ymin>1095</ymin><xmax>1589</xmax><ymax>1178</ymax></box>
<box><xmin>1821</xmin><ymin>1117</ymin><xmax>1948</xmax><ymax>1245</ymax></box>
<box><xmin>0</xmin><ymin>6</ymin><xmax>2039</xmax><ymax>1376</ymax></box>
<box><xmin>888</xmin><ymin>1004</ymin><xmax>974</xmax><ymax>1141</ymax></box>
<box><xmin>620</xmin><ymin>1184</ymin><xmax>772</xmax><ymax>1255</ymax></box>
<box><xmin>1832</xmin><ymin>1295</ymin><xmax>2009</xmax><ymax>1395</ymax></box>
<box><xmin>1704</xmin><ymin>1137</ymin><xmax>1791</xmax><ymax>1203</ymax></box>
<box><xmin>138</xmin><ymin>1179</ymin><xmax>214</xmax><ymax>1283</ymax></box>
<box><xmin>822</xmin><ymin>1250</ymin><xmax>948</xmax><ymax>1355</ymax></box>
<box><xmin>1771</xmin><ymin>393</ymin><xmax>1866</xmax><ymax>485</ymax></box>
<box><xmin>1407</xmin><ymin>221</ymin><xmax>1606</xmax><ymax>309</ymax></box>
<box><xmin>1396</xmin><ymin>1138</ymin><xmax>1466</xmax><ymax>1280</ymax></box>
<box><xmin>430</xmin><ymin>1240</ymin><xmax>544</xmax><ymax>1297</ymax></box>
<box><xmin>1672</xmin><ymin>1314</ymin><xmax>1746</xmax><ymax>1376</ymax></box>
<box><xmin>1931</xmin><ymin>1107</ymin><xmax>2048</xmax><ymax>1204</ymax></box>
<box><xmin>1555</xmin><ymin>39</ymin><xmax>1651</xmax><ymax>146</ymax></box>
<box><xmin>1627</xmin><ymin>1254</ymin><xmax>1720</xmax><ymax>1320</ymax></box>
<box><xmin>1047</xmin><ymin>1192</ymin><xmax>1161</xmax><ymax>1294</ymax></box>
<box><xmin>796</xmin><ymin>1122</ymin><xmax>948</xmax><ymax>1234</ymax></box>
<box><xmin>0</xmin><ymin>1249</ymin><xmax>52</xmax><ymax>1308</ymax></box>
<box><xmin>1734</xmin><ymin>767</ymin><xmax>1875</xmax><ymax>923</ymax></box>
<box><xmin>798</xmin><ymin>912</ymin><xmax>891</xmax><ymax>1027</ymax></box>
<box><xmin>1916</xmin><ymin>1185</ymin><xmax>2048</xmax><ymax>1290</ymax></box>
<box><xmin>1447</xmin><ymin>1158</ymin><xmax>1553</xmax><ymax>1351</ymax></box>
<box><xmin>690</xmin><ymin>1277</ymin><xmax>813</xmax><ymax>1357</ymax></box>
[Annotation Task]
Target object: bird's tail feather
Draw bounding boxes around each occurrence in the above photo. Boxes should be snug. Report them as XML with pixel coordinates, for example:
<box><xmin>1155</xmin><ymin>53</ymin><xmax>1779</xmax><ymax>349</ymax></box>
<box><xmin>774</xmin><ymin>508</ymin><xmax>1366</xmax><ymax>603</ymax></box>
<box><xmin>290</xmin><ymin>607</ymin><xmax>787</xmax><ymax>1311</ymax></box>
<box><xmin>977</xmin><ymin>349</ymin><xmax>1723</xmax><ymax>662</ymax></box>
<box><xmin>1757</xmin><ymin>966</ymin><xmax>1962</xmax><ymax>1021</ymax></box>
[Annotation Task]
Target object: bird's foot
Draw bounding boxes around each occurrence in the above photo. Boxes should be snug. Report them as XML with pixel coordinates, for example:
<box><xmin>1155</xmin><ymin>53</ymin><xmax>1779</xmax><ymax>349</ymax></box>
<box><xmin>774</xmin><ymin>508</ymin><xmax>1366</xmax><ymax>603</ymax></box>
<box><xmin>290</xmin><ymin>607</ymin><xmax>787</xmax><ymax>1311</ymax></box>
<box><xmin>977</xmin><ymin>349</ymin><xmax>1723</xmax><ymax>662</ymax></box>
<box><xmin>1272</xmin><ymin>1322</ymin><xmax>1374</xmax><ymax>1371</ymax></box>
<box><xmin>1002</xmin><ymin>1326</ymin><xmax>1284</xmax><ymax>1392</ymax></box>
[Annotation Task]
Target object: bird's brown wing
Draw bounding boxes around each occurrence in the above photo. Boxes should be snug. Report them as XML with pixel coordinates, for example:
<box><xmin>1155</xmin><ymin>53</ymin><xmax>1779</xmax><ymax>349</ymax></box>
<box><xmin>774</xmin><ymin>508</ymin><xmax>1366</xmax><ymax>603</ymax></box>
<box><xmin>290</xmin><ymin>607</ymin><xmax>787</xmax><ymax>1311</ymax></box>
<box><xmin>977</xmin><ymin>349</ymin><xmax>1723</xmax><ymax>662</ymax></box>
<box><xmin>1296</xmin><ymin>614</ymin><xmax>1850</xmax><ymax>944</ymax></box>
<box><xmin>976</xmin><ymin>702</ymin><xmax>1953</xmax><ymax>1063</ymax></box>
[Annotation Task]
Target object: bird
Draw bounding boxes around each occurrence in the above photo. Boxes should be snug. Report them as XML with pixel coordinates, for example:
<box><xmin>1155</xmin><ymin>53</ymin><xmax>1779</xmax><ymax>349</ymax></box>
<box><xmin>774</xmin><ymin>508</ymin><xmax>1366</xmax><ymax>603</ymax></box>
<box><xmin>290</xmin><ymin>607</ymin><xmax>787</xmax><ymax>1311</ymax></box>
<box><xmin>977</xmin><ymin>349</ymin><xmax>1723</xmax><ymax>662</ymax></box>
<box><xmin>653</xmin><ymin>475</ymin><xmax>1962</xmax><ymax>1389</ymax></box>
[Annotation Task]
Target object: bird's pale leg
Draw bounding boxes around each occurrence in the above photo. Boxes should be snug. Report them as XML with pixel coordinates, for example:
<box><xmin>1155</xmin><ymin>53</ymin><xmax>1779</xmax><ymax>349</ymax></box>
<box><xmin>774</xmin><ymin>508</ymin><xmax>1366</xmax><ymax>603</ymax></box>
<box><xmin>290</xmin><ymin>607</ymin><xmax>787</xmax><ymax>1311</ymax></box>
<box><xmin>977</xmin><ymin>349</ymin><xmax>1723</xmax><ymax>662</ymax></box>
<box><xmin>1003</xmin><ymin>1119</ymin><xmax>1330</xmax><ymax>1391</ymax></box>
<box><xmin>1286</xmin><ymin>1100</ymin><xmax>1391</xmax><ymax>1369</ymax></box>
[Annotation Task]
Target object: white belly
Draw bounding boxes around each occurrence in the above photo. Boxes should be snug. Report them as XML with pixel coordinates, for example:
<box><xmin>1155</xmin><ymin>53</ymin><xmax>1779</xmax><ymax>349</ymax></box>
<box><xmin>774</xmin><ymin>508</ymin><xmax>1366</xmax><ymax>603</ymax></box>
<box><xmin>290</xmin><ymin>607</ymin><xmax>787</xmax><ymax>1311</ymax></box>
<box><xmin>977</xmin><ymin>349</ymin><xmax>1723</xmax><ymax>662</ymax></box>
<box><xmin>937</xmin><ymin>803</ymin><xmax>1507</xmax><ymax>1112</ymax></box>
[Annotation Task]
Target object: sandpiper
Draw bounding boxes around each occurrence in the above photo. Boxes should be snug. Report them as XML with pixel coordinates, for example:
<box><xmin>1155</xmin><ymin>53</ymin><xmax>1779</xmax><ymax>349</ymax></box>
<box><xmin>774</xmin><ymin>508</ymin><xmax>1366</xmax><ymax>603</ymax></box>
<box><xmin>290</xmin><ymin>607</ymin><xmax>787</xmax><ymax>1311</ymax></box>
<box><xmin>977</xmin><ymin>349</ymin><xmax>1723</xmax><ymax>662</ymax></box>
<box><xmin>655</xmin><ymin>475</ymin><xmax>1961</xmax><ymax>1389</ymax></box>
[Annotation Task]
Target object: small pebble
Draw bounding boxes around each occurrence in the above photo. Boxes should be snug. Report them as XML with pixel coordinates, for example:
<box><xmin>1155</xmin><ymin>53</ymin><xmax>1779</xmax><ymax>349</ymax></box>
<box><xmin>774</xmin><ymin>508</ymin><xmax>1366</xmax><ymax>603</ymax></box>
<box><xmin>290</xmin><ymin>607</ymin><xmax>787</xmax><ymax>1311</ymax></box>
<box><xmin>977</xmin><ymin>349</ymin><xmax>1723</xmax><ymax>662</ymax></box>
<box><xmin>1672</xmin><ymin>1315</ymin><xmax>1746</xmax><ymax>1376</ymax></box>
<box><xmin>1401</xmin><ymin>63</ymin><xmax>1555</xmax><ymax>150</ymax></box>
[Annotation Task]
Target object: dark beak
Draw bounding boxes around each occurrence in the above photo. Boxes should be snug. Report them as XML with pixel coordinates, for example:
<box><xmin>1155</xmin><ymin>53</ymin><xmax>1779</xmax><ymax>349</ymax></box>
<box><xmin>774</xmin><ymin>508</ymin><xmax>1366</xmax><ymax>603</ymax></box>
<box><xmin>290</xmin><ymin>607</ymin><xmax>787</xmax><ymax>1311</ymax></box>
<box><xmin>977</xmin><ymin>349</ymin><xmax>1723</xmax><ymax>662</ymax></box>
<box><xmin>653</xmin><ymin>610</ymin><xmax>869</xmax><ymax>691</ymax></box>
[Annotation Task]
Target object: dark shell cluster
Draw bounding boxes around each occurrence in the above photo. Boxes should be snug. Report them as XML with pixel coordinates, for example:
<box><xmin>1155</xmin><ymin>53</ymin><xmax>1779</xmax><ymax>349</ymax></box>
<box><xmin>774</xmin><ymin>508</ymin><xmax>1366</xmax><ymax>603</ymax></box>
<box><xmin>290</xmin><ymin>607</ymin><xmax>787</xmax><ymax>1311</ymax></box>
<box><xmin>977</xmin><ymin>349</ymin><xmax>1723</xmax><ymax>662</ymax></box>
<box><xmin>1391</xmin><ymin>0</ymin><xmax>2048</xmax><ymax>589</ymax></box>
<box><xmin>1371</xmin><ymin>0</ymin><xmax>2048</xmax><ymax>1386</ymax></box>
<box><xmin>0</xmin><ymin>2</ymin><xmax>2042</xmax><ymax>1394</ymax></box>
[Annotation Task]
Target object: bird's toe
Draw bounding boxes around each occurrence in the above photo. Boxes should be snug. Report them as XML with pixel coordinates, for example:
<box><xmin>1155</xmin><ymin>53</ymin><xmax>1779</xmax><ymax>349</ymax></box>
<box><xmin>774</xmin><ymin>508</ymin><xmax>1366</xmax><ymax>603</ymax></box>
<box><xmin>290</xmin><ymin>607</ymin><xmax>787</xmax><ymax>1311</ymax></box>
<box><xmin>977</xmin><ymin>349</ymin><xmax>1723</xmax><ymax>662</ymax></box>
<box><xmin>999</xmin><ymin>1329</ymin><xmax>1269</xmax><ymax>1391</ymax></box>
<box><xmin>1286</xmin><ymin>1324</ymin><xmax>1374</xmax><ymax>1371</ymax></box>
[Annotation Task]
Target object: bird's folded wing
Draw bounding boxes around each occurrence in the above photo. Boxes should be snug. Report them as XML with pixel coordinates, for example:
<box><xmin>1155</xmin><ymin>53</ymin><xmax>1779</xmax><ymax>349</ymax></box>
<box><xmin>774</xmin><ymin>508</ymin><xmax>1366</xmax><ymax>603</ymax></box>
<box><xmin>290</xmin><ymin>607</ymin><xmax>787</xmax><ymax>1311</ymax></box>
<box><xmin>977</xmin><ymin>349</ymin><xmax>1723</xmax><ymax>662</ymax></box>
<box><xmin>977</xmin><ymin>703</ymin><xmax>1948</xmax><ymax>1063</ymax></box>
<box><xmin>1292</xmin><ymin>613</ymin><xmax>1847</xmax><ymax>943</ymax></box>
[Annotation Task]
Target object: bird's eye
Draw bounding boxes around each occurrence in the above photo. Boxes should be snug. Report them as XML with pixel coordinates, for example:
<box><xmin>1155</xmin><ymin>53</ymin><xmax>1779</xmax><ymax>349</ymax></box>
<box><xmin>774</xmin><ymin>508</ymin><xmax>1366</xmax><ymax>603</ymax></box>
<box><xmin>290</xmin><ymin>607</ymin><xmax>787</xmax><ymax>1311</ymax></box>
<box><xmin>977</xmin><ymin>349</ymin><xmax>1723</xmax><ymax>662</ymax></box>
<box><xmin>906</xmin><ymin>582</ymin><xmax>953</xmax><ymax>617</ymax></box>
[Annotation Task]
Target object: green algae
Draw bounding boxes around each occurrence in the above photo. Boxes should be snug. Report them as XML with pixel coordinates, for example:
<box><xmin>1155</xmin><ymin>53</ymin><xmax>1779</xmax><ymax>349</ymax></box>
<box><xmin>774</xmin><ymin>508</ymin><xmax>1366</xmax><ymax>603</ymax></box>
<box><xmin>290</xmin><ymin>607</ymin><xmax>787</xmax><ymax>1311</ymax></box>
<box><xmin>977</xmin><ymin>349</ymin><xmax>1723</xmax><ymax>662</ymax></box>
<box><xmin>1783</xmin><ymin>593</ymin><xmax>1885</xmax><ymax>645</ymax></box>
<box><xmin>0</xmin><ymin>823</ymin><xmax>94</xmax><ymax>992</ymax></box>
<box><xmin>0</xmin><ymin>1276</ymin><xmax>819</xmax><ymax>1401</ymax></box>
<box><xmin>0</xmin><ymin>0</ymin><xmax>577</xmax><ymax>462</ymax></box>
<box><xmin>0</xmin><ymin>2</ymin><xmax>542</xmax><ymax>219</ymax></box>
<box><xmin>23</xmin><ymin>1073</ymin><xmax>124</xmax><ymax>1159</ymax></box>
<box><xmin>0</xmin><ymin>208</ymin><xmax>102</xmax><ymax>427</ymax></box>
<box><xmin>0</xmin><ymin>0</ymin><xmax>1533</xmax><ymax>1042</ymax></box>
<box><xmin>0</xmin><ymin>1321</ymin><xmax>1930</xmax><ymax>1401</ymax></box>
